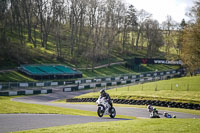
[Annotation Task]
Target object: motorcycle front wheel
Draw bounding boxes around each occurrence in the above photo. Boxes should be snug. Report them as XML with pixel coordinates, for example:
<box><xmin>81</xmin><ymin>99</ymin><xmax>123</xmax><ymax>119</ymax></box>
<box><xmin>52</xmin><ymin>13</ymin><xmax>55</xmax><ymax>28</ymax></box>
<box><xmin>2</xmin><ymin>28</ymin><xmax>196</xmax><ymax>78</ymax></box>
<box><xmin>97</xmin><ymin>106</ymin><xmax>104</xmax><ymax>117</ymax></box>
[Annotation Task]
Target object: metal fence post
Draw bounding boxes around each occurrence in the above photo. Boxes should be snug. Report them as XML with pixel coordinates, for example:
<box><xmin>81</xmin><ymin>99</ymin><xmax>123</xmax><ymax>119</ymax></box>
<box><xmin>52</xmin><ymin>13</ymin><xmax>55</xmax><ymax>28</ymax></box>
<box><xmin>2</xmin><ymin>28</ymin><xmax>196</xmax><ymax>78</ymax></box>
<box><xmin>171</xmin><ymin>83</ymin><xmax>172</xmax><ymax>91</ymax></box>
<box><xmin>187</xmin><ymin>84</ymin><xmax>189</xmax><ymax>91</ymax></box>
<box><xmin>155</xmin><ymin>84</ymin><xmax>157</xmax><ymax>91</ymax></box>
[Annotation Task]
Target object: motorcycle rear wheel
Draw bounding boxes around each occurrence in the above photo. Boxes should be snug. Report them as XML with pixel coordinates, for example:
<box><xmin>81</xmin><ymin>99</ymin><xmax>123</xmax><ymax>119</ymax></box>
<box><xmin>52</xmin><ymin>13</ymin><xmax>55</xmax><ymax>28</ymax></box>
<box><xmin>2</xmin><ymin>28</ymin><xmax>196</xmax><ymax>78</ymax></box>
<box><xmin>109</xmin><ymin>107</ymin><xmax>116</xmax><ymax>118</ymax></box>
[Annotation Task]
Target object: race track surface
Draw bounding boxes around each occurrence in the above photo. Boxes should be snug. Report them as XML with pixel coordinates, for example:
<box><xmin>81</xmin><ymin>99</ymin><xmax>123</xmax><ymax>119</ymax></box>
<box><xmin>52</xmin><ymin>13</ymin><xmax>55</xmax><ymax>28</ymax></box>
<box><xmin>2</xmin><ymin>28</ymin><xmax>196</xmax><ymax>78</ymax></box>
<box><xmin>1</xmin><ymin>89</ymin><xmax>200</xmax><ymax>132</ymax></box>
<box><xmin>0</xmin><ymin>114</ymin><xmax>126</xmax><ymax>133</ymax></box>
<box><xmin>13</xmin><ymin>90</ymin><xmax>200</xmax><ymax>119</ymax></box>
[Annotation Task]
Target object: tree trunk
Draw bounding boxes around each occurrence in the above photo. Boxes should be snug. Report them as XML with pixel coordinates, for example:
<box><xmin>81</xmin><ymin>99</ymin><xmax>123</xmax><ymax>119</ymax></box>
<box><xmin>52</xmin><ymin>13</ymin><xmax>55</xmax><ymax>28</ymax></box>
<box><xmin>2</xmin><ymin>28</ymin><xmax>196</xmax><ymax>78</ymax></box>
<box><xmin>141</xmin><ymin>32</ymin><xmax>144</xmax><ymax>50</ymax></box>
<box><xmin>131</xmin><ymin>31</ymin><xmax>135</xmax><ymax>50</ymax></box>
<box><xmin>135</xmin><ymin>28</ymin><xmax>141</xmax><ymax>50</ymax></box>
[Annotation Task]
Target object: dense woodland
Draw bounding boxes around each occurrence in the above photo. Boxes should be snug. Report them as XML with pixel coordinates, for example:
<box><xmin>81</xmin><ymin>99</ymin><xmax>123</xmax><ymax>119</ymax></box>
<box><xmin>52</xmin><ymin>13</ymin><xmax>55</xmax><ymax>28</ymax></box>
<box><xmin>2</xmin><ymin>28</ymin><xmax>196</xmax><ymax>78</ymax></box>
<box><xmin>0</xmin><ymin>0</ymin><xmax>199</xmax><ymax>72</ymax></box>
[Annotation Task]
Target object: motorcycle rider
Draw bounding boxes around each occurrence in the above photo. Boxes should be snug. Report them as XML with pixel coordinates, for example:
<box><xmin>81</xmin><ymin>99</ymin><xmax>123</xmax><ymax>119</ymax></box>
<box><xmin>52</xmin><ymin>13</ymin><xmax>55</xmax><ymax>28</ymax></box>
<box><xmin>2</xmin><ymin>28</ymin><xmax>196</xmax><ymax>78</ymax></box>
<box><xmin>147</xmin><ymin>105</ymin><xmax>154</xmax><ymax>112</ymax></box>
<box><xmin>153</xmin><ymin>107</ymin><xmax>158</xmax><ymax>114</ymax></box>
<box><xmin>99</xmin><ymin>89</ymin><xmax>113</xmax><ymax>109</ymax></box>
<box><xmin>147</xmin><ymin>105</ymin><xmax>160</xmax><ymax>118</ymax></box>
<box><xmin>163</xmin><ymin>112</ymin><xmax>176</xmax><ymax>118</ymax></box>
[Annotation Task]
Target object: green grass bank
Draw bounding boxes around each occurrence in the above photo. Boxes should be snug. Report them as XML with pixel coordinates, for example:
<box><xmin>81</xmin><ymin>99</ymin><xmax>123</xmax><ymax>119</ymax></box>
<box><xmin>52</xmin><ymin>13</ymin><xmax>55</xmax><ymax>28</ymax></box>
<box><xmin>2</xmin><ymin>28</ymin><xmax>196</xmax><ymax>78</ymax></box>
<box><xmin>15</xmin><ymin>119</ymin><xmax>200</xmax><ymax>133</ymax></box>
<box><xmin>76</xmin><ymin>75</ymin><xmax>200</xmax><ymax>104</ymax></box>
<box><xmin>0</xmin><ymin>64</ymin><xmax>179</xmax><ymax>82</ymax></box>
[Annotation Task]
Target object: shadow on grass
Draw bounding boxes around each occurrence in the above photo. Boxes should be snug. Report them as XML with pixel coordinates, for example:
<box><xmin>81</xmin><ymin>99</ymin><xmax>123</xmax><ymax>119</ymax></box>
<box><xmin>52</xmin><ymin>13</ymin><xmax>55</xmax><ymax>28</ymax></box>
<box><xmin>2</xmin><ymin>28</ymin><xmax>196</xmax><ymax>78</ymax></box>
<box><xmin>100</xmin><ymin>117</ymin><xmax>131</xmax><ymax>120</ymax></box>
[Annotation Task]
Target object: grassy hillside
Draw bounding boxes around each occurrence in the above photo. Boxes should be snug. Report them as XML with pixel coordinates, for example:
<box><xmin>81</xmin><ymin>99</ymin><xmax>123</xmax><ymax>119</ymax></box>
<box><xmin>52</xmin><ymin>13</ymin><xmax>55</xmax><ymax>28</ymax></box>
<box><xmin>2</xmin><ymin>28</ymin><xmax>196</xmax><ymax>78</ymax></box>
<box><xmin>0</xmin><ymin>28</ymin><xmax>180</xmax><ymax>82</ymax></box>
<box><xmin>82</xmin><ymin>64</ymin><xmax>179</xmax><ymax>77</ymax></box>
<box><xmin>77</xmin><ymin>75</ymin><xmax>200</xmax><ymax>104</ymax></box>
<box><xmin>0</xmin><ymin>27</ymin><xmax>179</xmax><ymax>69</ymax></box>
<box><xmin>0</xmin><ymin>71</ymin><xmax>37</xmax><ymax>82</ymax></box>
<box><xmin>0</xmin><ymin>64</ymin><xmax>179</xmax><ymax>82</ymax></box>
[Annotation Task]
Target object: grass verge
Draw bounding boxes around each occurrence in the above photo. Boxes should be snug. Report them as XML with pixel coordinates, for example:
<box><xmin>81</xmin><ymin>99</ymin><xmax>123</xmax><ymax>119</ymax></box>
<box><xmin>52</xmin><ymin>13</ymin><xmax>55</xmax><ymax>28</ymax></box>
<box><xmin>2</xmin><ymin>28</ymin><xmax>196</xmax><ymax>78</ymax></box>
<box><xmin>0</xmin><ymin>96</ymin><xmax>96</xmax><ymax>116</ymax></box>
<box><xmin>76</xmin><ymin>90</ymin><xmax>200</xmax><ymax>104</ymax></box>
<box><xmin>15</xmin><ymin>119</ymin><xmax>200</xmax><ymax>133</ymax></box>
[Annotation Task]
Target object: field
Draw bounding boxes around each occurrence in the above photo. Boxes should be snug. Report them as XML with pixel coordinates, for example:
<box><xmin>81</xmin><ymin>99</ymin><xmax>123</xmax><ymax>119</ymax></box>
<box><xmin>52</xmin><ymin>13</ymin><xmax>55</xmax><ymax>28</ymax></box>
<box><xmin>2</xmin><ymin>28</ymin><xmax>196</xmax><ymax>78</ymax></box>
<box><xmin>0</xmin><ymin>64</ymin><xmax>179</xmax><ymax>82</ymax></box>
<box><xmin>76</xmin><ymin>75</ymin><xmax>200</xmax><ymax>104</ymax></box>
<box><xmin>14</xmin><ymin>119</ymin><xmax>200</xmax><ymax>133</ymax></box>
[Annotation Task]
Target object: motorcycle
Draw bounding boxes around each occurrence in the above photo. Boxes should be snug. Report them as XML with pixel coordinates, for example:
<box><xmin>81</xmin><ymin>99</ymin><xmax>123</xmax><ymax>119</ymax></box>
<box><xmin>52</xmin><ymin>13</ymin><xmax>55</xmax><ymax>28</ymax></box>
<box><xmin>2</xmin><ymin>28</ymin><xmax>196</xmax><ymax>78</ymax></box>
<box><xmin>148</xmin><ymin>107</ymin><xmax>160</xmax><ymax>118</ymax></box>
<box><xmin>96</xmin><ymin>97</ymin><xmax>116</xmax><ymax>118</ymax></box>
<box><xmin>163</xmin><ymin>112</ymin><xmax>176</xmax><ymax>118</ymax></box>
<box><xmin>150</xmin><ymin>111</ymin><xmax>160</xmax><ymax>118</ymax></box>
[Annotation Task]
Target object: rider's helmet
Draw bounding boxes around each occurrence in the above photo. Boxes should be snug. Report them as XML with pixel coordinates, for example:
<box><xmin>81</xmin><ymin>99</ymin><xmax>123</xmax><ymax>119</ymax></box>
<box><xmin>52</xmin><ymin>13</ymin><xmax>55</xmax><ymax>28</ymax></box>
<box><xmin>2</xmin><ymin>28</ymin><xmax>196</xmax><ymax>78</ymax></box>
<box><xmin>100</xmin><ymin>89</ymin><xmax>105</xmax><ymax>95</ymax></box>
<box><xmin>163</xmin><ymin>112</ymin><xmax>167</xmax><ymax>116</ymax></box>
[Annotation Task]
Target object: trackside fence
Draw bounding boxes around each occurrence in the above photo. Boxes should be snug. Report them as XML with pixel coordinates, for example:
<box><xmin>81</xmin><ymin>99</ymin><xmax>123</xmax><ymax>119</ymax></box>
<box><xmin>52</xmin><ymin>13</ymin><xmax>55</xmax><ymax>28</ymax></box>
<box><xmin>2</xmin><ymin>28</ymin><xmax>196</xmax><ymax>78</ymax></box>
<box><xmin>0</xmin><ymin>69</ymin><xmax>185</xmax><ymax>91</ymax></box>
<box><xmin>114</xmin><ymin>83</ymin><xmax>200</xmax><ymax>91</ymax></box>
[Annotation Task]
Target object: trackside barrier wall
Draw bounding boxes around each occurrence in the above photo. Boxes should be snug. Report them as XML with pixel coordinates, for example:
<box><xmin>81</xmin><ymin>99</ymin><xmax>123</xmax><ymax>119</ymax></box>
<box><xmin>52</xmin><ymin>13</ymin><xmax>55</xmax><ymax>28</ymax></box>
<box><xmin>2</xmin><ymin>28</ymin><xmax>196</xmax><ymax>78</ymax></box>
<box><xmin>0</xmin><ymin>80</ymin><xmax>75</xmax><ymax>90</ymax></box>
<box><xmin>0</xmin><ymin>69</ymin><xmax>184</xmax><ymax>90</ymax></box>
<box><xmin>67</xmin><ymin>98</ymin><xmax>200</xmax><ymax>110</ymax></box>
<box><xmin>63</xmin><ymin>76</ymin><xmax>171</xmax><ymax>92</ymax></box>
<box><xmin>36</xmin><ymin>83</ymin><xmax>44</xmax><ymax>87</ymax></box>
<box><xmin>63</xmin><ymin>69</ymin><xmax>186</xmax><ymax>92</ymax></box>
<box><xmin>63</xmin><ymin>88</ymin><xmax>71</xmax><ymax>92</ymax></box>
<box><xmin>0</xmin><ymin>89</ymin><xmax>52</xmax><ymax>96</ymax></box>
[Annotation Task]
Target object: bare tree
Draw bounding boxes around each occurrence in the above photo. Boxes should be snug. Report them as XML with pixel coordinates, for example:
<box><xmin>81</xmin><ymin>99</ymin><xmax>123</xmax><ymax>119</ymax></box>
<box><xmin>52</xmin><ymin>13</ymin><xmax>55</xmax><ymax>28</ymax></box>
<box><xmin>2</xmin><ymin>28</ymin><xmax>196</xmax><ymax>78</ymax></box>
<box><xmin>161</xmin><ymin>15</ymin><xmax>177</xmax><ymax>56</ymax></box>
<box><xmin>120</xmin><ymin>7</ymin><xmax>129</xmax><ymax>55</ymax></box>
<box><xmin>135</xmin><ymin>9</ymin><xmax>151</xmax><ymax>50</ymax></box>
<box><xmin>127</xmin><ymin>5</ymin><xmax>137</xmax><ymax>50</ymax></box>
<box><xmin>104</xmin><ymin>0</ymin><xmax>125</xmax><ymax>65</ymax></box>
<box><xmin>51</xmin><ymin>0</ymin><xmax>66</xmax><ymax>59</ymax></box>
<box><xmin>21</xmin><ymin>0</ymin><xmax>33</xmax><ymax>42</ymax></box>
<box><xmin>144</xmin><ymin>19</ymin><xmax>164</xmax><ymax>58</ymax></box>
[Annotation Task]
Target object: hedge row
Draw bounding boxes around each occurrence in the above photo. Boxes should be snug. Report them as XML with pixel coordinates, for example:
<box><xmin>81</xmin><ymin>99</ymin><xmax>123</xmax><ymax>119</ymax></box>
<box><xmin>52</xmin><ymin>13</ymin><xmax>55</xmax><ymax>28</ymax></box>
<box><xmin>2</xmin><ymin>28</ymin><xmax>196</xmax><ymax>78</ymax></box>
<box><xmin>66</xmin><ymin>98</ymin><xmax>200</xmax><ymax>110</ymax></box>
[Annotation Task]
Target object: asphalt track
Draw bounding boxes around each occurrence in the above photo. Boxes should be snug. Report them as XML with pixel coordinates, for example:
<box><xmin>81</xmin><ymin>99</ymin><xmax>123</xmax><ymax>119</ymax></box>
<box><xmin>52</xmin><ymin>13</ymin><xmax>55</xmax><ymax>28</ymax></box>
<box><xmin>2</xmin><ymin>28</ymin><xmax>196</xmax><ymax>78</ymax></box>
<box><xmin>0</xmin><ymin>114</ymin><xmax>127</xmax><ymax>133</ymax></box>
<box><xmin>1</xmin><ymin>89</ymin><xmax>200</xmax><ymax>133</ymax></box>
